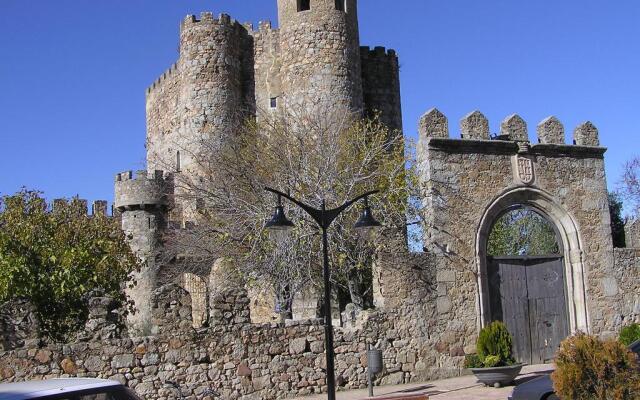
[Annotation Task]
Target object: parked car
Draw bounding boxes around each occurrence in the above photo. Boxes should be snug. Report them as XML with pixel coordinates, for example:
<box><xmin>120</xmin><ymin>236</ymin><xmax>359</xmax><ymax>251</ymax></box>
<box><xmin>0</xmin><ymin>379</ymin><xmax>141</xmax><ymax>400</ymax></box>
<box><xmin>509</xmin><ymin>340</ymin><xmax>640</xmax><ymax>400</ymax></box>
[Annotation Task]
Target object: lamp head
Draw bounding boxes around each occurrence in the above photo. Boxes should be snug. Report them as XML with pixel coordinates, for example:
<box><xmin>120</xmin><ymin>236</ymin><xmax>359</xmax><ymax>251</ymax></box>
<box><xmin>354</xmin><ymin>196</ymin><xmax>381</xmax><ymax>237</ymax></box>
<box><xmin>265</xmin><ymin>195</ymin><xmax>295</xmax><ymax>232</ymax></box>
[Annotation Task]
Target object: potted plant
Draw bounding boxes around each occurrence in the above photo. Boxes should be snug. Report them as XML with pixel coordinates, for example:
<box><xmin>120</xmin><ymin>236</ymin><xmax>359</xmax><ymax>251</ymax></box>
<box><xmin>464</xmin><ymin>321</ymin><xmax>524</xmax><ymax>388</ymax></box>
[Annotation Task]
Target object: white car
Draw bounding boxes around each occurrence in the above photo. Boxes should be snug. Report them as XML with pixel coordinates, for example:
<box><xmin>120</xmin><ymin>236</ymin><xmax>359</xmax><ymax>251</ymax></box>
<box><xmin>0</xmin><ymin>379</ymin><xmax>141</xmax><ymax>400</ymax></box>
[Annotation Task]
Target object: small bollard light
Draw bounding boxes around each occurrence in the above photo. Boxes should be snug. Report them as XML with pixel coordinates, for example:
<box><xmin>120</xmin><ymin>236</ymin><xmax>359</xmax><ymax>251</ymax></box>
<box><xmin>367</xmin><ymin>344</ymin><xmax>383</xmax><ymax>397</ymax></box>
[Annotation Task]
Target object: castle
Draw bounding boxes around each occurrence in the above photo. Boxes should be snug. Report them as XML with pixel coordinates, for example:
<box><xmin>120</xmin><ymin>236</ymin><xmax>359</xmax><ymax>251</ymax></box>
<box><xmin>114</xmin><ymin>0</ymin><xmax>403</xmax><ymax>333</ymax></box>
<box><xmin>2</xmin><ymin>1</ymin><xmax>640</xmax><ymax>398</ymax></box>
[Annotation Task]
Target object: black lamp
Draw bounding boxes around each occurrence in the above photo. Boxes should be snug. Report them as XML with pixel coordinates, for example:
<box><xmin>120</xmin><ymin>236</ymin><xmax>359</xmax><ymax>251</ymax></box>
<box><xmin>265</xmin><ymin>195</ymin><xmax>295</xmax><ymax>231</ymax></box>
<box><xmin>354</xmin><ymin>196</ymin><xmax>381</xmax><ymax>237</ymax></box>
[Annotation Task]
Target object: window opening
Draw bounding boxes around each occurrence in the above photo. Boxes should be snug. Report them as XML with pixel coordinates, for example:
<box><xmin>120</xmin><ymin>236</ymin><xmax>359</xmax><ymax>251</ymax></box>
<box><xmin>176</xmin><ymin>151</ymin><xmax>181</xmax><ymax>172</ymax></box>
<box><xmin>335</xmin><ymin>0</ymin><xmax>345</xmax><ymax>11</ymax></box>
<box><xmin>297</xmin><ymin>0</ymin><xmax>311</xmax><ymax>12</ymax></box>
<box><xmin>270</xmin><ymin>97</ymin><xmax>278</xmax><ymax>109</ymax></box>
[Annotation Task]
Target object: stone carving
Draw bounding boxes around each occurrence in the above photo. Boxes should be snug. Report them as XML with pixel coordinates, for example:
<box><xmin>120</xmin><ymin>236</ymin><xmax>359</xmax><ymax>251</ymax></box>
<box><xmin>515</xmin><ymin>156</ymin><xmax>535</xmax><ymax>185</ymax></box>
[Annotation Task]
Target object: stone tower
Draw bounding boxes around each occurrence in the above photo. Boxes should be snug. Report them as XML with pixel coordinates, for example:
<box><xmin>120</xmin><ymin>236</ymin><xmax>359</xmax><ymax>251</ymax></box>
<box><xmin>146</xmin><ymin>13</ymin><xmax>254</xmax><ymax>183</ymax></box>
<box><xmin>276</xmin><ymin>0</ymin><xmax>363</xmax><ymax>113</ymax></box>
<box><xmin>114</xmin><ymin>170</ymin><xmax>171</xmax><ymax>334</ymax></box>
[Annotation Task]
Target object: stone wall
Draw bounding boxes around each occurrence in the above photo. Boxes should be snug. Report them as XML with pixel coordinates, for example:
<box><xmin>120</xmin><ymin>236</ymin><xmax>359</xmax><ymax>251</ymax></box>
<box><xmin>0</xmin><ymin>241</ymin><xmax>470</xmax><ymax>399</ymax></box>
<box><xmin>0</xmin><ymin>299</ymin><xmax>39</xmax><ymax>352</ymax></box>
<box><xmin>626</xmin><ymin>219</ymin><xmax>640</xmax><ymax>249</ymax></box>
<box><xmin>610</xmin><ymin>248</ymin><xmax>640</xmax><ymax>329</ymax></box>
<box><xmin>252</xmin><ymin>21</ymin><xmax>282</xmax><ymax>115</ymax></box>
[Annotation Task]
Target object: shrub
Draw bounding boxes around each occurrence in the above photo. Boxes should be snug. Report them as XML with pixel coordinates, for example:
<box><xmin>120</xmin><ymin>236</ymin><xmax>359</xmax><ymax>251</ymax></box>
<box><xmin>552</xmin><ymin>333</ymin><xmax>640</xmax><ymax>400</ymax></box>
<box><xmin>620</xmin><ymin>323</ymin><xmax>640</xmax><ymax>346</ymax></box>
<box><xmin>464</xmin><ymin>354</ymin><xmax>482</xmax><ymax>369</ymax></box>
<box><xmin>476</xmin><ymin>321</ymin><xmax>515</xmax><ymax>367</ymax></box>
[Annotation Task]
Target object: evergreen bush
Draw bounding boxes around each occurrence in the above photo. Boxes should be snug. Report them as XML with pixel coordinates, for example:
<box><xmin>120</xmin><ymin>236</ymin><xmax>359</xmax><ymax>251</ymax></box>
<box><xmin>619</xmin><ymin>323</ymin><xmax>640</xmax><ymax>346</ymax></box>
<box><xmin>476</xmin><ymin>321</ymin><xmax>515</xmax><ymax>367</ymax></box>
<box><xmin>552</xmin><ymin>333</ymin><xmax>640</xmax><ymax>400</ymax></box>
<box><xmin>465</xmin><ymin>321</ymin><xmax>516</xmax><ymax>368</ymax></box>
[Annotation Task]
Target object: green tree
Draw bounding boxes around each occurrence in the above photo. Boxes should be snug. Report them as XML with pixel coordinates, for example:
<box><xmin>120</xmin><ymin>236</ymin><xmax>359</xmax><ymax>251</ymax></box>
<box><xmin>487</xmin><ymin>208</ymin><xmax>559</xmax><ymax>256</ymax></box>
<box><xmin>0</xmin><ymin>190</ymin><xmax>139</xmax><ymax>341</ymax></box>
<box><xmin>609</xmin><ymin>192</ymin><xmax>626</xmax><ymax>248</ymax></box>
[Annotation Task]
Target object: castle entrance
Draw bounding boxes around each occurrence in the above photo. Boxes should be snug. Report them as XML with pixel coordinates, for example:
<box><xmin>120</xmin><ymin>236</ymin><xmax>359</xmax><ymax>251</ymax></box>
<box><xmin>485</xmin><ymin>207</ymin><xmax>569</xmax><ymax>364</ymax></box>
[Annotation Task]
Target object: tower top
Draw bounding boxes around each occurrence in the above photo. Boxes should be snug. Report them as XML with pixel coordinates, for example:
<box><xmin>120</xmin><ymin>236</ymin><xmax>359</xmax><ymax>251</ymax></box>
<box><xmin>277</xmin><ymin>0</ymin><xmax>358</xmax><ymax>29</ymax></box>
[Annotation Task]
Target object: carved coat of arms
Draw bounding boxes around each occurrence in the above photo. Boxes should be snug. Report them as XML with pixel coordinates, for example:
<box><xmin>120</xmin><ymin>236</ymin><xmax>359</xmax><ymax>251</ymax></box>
<box><xmin>517</xmin><ymin>156</ymin><xmax>535</xmax><ymax>185</ymax></box>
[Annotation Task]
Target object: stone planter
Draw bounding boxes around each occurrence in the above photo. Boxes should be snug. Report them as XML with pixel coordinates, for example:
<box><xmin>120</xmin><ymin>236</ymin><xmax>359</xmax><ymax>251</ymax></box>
<box><xmin>469</xmin><ymin>364</ymin><xmax>524</xmax><ymax>388</ymax></box>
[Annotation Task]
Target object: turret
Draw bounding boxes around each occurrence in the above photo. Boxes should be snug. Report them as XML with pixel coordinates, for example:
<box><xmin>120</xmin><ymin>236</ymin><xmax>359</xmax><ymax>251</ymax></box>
<box><xmin>277</xmin><ymin>0</ymin><xmax>363</xmax><ymax>114</ymax></box>
<box><xmin>114</xmin><ymin>170</ymin><xmax>171</xmax><ymax>335</ymax></box>
<box><xmin>146</xmin><ymin>12</ymin><xmax>253</xmax><ymax>180</ymax></box>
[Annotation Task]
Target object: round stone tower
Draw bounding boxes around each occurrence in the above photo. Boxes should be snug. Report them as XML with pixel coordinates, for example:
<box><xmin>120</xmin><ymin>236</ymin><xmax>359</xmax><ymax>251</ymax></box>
<box><xmin>114</xmin><ymin>170</ymin><xmax>170</xmax><ymax>335</ymax></box>
<box><xmin>146</xmin><ymin>13</ymin><xmax>250</xmax><ymax>178</ymax></box>
<box><xmin>277</xmin><ymin>0</ymin><xmax>363</xmax><ymax>115</ymax></box>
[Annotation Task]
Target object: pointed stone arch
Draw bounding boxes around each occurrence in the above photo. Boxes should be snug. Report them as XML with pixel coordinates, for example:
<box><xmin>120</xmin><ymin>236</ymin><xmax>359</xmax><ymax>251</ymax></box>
<box><xmin>475</xmin><ymin>186</ymin><xmax>590</xmax><ymax>334</ymax></box>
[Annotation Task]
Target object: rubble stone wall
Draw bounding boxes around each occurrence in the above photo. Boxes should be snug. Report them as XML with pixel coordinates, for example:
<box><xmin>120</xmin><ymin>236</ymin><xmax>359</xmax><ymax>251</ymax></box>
<box><xmin>611</xmin><ymin>248</ymin><xmax>640</xmax><ymax>328</ymax></box>
<box><xmin>0</xmin><ymin>249</ymin><xmax>467</xmax><ymax>400</ymax></box>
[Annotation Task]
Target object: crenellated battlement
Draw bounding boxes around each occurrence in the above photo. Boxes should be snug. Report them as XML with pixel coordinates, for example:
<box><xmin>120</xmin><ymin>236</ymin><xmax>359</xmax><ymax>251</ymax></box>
<box><xmin>360</xmin><ymin>46</ymin><xmax>397</xmax><ymax>60</ymax></box>
<box><xmin>51</xmin><ymin>198</ymin><xmax>111</xmax><ymax>217</ymax></box>
<box><xmin>114</xmin><ymin>170</ymin><xmax>171</xmax><ymax>212</ymax></box>
<box><xmin>418</xmin><ymin>108</ymin><xmax>601</xmax><ymax>147</ymax></box>
<box><xmin>115</xmin><ymin>169</ymin><xmax>168</xmax><ymax>183</ymax></box>
<box><xmin>180</xmin><ymin>12</ymin><xmax>246</xmax><ymax>32</ymax></box>
<box><xmin>258</xmin><ymin>20</ymin><xmax>274</xmax><ymax>33</ymax></box>
<box><xmin>146</xmin><ymin>62</ymin><xmax>178</xmax><ymax>95</ymax></box>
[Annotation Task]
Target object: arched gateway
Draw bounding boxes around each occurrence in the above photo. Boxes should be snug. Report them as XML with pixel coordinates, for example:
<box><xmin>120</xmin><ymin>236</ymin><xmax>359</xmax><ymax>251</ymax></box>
<box><xmin>418</xmin><ymin>109</ymin><xmax>621</xmax><ymax>366</ymax></box>
<box><xmin>476</xmin><ymin>188</ymin><xmax>588</xmax><ymax>363</ymax></box>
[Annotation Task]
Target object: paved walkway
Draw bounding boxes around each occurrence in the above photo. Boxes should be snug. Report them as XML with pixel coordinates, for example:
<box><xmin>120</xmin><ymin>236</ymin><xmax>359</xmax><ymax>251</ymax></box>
<box><xmin>294</xmin><ymin>364</ymin><xmax>554</xmax><ymax>400</ymax></box>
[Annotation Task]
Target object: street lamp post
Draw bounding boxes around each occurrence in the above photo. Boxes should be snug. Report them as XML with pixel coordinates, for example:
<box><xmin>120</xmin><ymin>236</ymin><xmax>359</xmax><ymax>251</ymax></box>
<box><xmin>264</xmin><ymin>187</ymin><xmax>381</xmax><ymax>400</ymax></box>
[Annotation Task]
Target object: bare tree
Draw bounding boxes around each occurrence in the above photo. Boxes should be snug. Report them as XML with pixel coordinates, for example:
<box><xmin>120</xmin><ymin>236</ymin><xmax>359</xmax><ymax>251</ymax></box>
<box><xmin>621</xmin><ymin>157</ymin><xmax>640</xmax><ymax>217</ymax></box>
<box><xmin>153</xmin><ymin>102</ymin><xmax>421</xmax><ymax>318</ymax></box>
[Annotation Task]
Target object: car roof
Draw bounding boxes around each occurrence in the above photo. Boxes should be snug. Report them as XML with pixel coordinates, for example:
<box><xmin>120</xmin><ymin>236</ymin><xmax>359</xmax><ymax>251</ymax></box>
<box><xmin>0</xmin><ymin>379</ymin><xmax>121</xmax><ymax>400</ymax></box>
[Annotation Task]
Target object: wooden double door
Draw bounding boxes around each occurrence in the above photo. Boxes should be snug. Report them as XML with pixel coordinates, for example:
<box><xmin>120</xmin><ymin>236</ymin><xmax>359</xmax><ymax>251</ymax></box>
<box><xmin>488</xmin><ymin>256</ymin><xmax>569</xmax><ymax>364</ymax></box>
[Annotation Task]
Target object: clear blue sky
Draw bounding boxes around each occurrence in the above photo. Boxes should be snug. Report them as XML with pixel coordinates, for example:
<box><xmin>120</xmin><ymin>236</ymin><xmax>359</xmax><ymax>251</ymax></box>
<box><xmin>1</xmin><ymin>1</ymin><xmax>639</xmax><ymax>208</ymax></box>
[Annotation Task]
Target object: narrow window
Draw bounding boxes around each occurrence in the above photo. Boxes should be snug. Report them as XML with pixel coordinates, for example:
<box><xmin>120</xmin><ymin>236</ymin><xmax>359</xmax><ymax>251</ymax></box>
<box><xmin>335</xmin><ymin>0</ymin><xmax>345</xmax><ymax>11</ymax></box>
<box><xmin>270</xmin><ymin>97</ymin><xmax>278</xmax><ymax>109</ymax></box>
<box><xmin>297</xmin><ymin>0</ymin><xmax>310</xmax><ymax>12</ymax></box>
<box><xmin>176</xmin><ymin>151</ymin><xmax>181</xmax><ymax>172</ymax></box>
